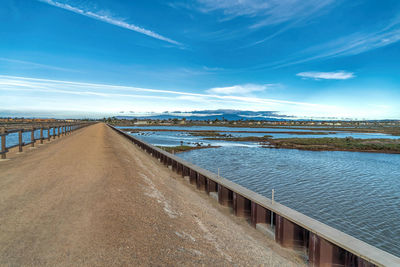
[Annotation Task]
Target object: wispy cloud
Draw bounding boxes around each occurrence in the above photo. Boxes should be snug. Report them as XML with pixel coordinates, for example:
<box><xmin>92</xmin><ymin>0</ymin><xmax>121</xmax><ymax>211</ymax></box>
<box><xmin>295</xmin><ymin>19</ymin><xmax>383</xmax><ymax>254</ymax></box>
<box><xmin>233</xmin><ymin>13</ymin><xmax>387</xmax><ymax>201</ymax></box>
<box><xmin>202</xmin><ymin>66</ymin><xmax>224</xmax><ymax>72</ymax></box>
<box><xmin>262</xmin><ymin>15</ymin><xmax>400</xmax><ymax>69</ymax></box>
<box><xmin>297</xmin><ymin>71</ymin><xmax>355</xmax><ymax>80</ymax></box>
<box><xmin>207</xmin><ymin>84</ymin><xmax>274</xmax><ymax>95</ymax></box>
<box><xmin>180</xmin><ymin>0</ymin><xmax>336</xmax><ymax>46</ymax></box>
<box><xmin>0</xmin><ymin>75</ymin><xmax>324</xmax><ymax>109</ymax></box>
<box><xmin>301</xmin><ymin>18</ymin><xmax>400</xmax><ymax>61</ymax></box>
<box><xmin>195</xmin><ymin>0</ymin><xmax>335</xmax><ymax>27</ymax></box>
<box><xmin>38</xmin><ymin>0</ymin><xmax>181</xmax><ymax>45</ymax></box>
<box><xmin>196</xmin><ymin>0</ymin><xmax>269</xmax><ymax>17</ymax></box>
<box><xmin>0</xmin><ymin>57</ymin><xmax>76</xmax><ymax>72</ymax></box>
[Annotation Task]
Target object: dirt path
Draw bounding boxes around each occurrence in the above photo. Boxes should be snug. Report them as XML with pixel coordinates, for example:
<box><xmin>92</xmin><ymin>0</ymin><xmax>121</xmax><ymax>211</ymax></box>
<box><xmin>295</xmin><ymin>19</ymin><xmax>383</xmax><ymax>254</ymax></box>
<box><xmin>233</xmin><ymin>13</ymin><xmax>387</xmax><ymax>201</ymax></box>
<box><xmin>0</xmin><ymin>123</ymin><xmax>305</xmax><ymax>266</ymax></box>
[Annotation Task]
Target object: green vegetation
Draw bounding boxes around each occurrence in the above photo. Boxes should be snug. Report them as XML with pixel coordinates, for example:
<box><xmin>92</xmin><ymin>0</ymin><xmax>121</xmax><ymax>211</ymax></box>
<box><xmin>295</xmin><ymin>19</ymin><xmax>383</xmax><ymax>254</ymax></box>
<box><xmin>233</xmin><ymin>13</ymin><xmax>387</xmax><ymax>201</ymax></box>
<box><xmin>266</xmin><ymin>137</ymin><xmax>400</xmax><ymax>153</ymax></box>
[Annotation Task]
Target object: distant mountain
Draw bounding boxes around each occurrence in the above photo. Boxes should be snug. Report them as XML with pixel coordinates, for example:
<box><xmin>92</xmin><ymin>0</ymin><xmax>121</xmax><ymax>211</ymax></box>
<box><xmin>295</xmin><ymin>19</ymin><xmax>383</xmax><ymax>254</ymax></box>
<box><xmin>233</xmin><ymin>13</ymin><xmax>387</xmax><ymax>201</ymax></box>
<box><xmin>115</xmin><ymin>109</ymin><xmax>292</xmax><ymax>121</ymax></box>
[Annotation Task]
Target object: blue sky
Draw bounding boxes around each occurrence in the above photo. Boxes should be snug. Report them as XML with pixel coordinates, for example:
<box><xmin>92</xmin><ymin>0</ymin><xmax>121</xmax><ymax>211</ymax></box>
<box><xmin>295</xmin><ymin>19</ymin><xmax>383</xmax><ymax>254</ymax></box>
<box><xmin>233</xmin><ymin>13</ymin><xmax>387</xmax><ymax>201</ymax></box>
<box><xmin>1</xmin><ymin>0</ymin><xmax>400</xmax><ymax>119</ymax></box>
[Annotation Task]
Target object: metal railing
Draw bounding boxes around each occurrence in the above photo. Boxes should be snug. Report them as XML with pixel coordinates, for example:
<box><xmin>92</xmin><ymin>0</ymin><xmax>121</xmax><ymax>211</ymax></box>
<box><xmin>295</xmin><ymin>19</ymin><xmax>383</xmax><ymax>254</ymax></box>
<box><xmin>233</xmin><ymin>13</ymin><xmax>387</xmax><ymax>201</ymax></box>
<box><xmin>0</xmin><ymin>122</ymin><xmax>92</xmax><ymax>159</ymax></box>
<box><xmin>109</xmin><ymin>124</ymin><xmax>400</xmax><ymax>267</ymax></box>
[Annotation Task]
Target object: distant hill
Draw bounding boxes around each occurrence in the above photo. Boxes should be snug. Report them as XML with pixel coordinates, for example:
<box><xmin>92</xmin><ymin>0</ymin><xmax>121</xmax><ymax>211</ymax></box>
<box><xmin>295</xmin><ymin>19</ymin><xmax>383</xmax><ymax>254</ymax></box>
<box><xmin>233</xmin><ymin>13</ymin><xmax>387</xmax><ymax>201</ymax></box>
<box><xmin>115</xmin><ymin>109</ymin><xmax>292</xmax><ymax>121</ymax></box>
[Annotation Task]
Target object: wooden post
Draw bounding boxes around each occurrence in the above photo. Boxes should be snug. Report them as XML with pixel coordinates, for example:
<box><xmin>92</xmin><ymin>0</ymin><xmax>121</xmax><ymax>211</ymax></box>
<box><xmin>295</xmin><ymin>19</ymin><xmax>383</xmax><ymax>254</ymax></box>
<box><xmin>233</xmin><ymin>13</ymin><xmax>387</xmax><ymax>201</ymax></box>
<box><xmin>58</xmin><ymin>126</ymin><xmax>60</xmax><ymax>138</ymax></box>
<box><xmin>53</xmin><ymin>126</ymin><xmax>56</xmax><ymax>139</ymax></box>
<box><xmin>1</xmin><ymin>127</ymin><xmax>6</xmax><ymax>159</ymax></box>
<box><xmin>48</xmin><ymin>128</ymin><xmax>51</xmax><ymax>141</ymax></box>
<box><xmin>40</xmin><ymin>126</ymin><xmax>44</xmax><ymax>144</ymax></box>
<box><xmin>31</xmin><ymin>127</ymin><xmax>35</xmax><ymax>147</ymax></box>
<box><xmin>272</xmin><ymin>189</ymin><xmax>275</xmax><ymax>204</ymax></box>
<box><xmin>18</xmin><ymin>130</ymin><xmax>23</xmax><ymax>152</ymax></box>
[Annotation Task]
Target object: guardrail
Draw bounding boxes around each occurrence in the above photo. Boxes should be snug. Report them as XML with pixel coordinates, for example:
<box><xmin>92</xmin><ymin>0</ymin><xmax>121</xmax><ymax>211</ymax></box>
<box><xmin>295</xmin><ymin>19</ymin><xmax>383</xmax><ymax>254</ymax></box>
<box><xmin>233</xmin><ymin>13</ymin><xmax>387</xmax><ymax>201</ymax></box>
<box><xmin>0</xmin><ymin>122</ymin><xmax>92</xmax><ymax>159</ymax></box>
<box><xmin>108</xmin><ymin>124</ymin><xmax>400</xmax><ymax>267</ymax></box>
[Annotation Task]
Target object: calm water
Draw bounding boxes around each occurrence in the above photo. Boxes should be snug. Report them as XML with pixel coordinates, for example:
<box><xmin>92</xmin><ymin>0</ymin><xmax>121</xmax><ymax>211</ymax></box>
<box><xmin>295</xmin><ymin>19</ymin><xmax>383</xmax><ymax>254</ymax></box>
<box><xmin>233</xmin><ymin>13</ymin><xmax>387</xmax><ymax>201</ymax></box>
<box><xmin>119</xmin><ymin>125</ymin><xmax>399</xmax><ymax>140</ymax></box>
<box><xmin>120</xmin><ymin>126</ymin><xmax>398</xmax><ymax>149</ymax></box>
<box><xmin>123</xmin><ymin>126</ymin><xmax>400</xmax><ymax>257</ymax></box>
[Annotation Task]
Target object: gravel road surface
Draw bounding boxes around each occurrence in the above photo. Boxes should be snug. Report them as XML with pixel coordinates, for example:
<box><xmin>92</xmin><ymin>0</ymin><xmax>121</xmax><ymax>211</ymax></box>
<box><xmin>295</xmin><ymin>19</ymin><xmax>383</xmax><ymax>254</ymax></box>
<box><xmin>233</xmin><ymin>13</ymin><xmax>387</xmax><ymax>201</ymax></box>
<box><xmin>0</xmin><ymin>123</ymin><xmax>306</xmax><ymax>266</ymax></box>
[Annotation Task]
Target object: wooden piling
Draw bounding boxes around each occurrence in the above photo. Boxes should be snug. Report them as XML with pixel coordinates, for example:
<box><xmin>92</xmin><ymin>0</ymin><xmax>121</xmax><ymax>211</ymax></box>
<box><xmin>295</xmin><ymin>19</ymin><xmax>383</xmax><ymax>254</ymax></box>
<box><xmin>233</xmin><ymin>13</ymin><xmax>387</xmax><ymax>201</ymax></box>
<box><xmin>251</xmin><ymin>202</ymin><xmax>271</xmax><ymax>227</ymax></box>
<box><xmin>1</xmin><ymin>127</ymin><xmax>6</xmax><ymax>159</ymax></box>
<box><xmin>218</xmin><ymin>185</ymin><xmax>233</xmax><ymax>207</ymax></box>
<box><xmin>275</xmin><ymin>214</ymin><xmax>307</xmax><ymax>250</ymax></box>
<box><xmin>233</xmin><ymin>193</ymin><xmax>251</xmax><ymax>218</ymax></box>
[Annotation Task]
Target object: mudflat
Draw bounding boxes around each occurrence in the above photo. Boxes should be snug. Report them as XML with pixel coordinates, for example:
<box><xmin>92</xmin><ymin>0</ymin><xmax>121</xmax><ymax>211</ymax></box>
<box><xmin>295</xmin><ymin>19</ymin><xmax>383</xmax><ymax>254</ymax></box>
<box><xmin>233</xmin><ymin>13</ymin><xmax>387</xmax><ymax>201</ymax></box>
<box><xmin>0</xmin><ymin>123</ymin><xmax>305</xmax><ymax>266</ymax></box>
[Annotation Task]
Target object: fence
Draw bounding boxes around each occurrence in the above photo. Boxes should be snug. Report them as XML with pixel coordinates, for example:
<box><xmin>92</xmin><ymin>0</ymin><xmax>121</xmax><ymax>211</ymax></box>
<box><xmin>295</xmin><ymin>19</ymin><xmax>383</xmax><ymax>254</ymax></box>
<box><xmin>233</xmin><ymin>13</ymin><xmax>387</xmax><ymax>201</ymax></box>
<box><xmin>0</xmin><ymin>122</ymin><xmax>92</xmax><ymax>159</ymax></box>
<box><xmin>108</xmin><ymin>124</ymin><xmax>400</xmax><ymax>267</ymax></box>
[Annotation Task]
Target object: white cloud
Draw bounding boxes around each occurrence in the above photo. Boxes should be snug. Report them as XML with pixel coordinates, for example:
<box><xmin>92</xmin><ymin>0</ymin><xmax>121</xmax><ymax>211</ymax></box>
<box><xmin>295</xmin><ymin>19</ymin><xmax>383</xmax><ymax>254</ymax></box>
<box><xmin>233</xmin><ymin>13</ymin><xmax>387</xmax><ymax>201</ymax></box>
<box><xmin>297</xmin><ymin>71</ymin><xmax>355</xmax><ymax>80</ymax></box>
<box><xmin>207</xmin><ymin>84</ymin><xmax>273</xmax><ymax>95</ymax></box>
<box><xmin>38</xmin><ymin>0</ymin><xmax>181</xmax><ymax>45</ymax></box>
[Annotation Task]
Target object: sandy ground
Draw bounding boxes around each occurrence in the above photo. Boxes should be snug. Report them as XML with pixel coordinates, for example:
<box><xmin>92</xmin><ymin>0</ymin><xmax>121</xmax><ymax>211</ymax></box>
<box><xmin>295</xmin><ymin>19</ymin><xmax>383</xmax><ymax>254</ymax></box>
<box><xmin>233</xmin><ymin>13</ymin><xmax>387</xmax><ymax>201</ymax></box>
<box><xmin>0</xmin><ymin>123</ymin><xmax>306</xmax><ymax>266</ymax></box>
